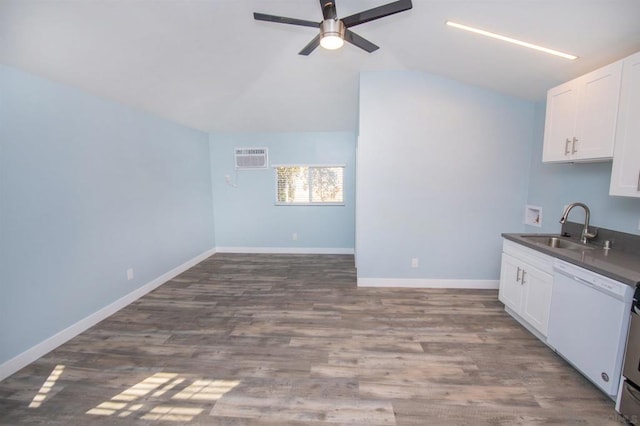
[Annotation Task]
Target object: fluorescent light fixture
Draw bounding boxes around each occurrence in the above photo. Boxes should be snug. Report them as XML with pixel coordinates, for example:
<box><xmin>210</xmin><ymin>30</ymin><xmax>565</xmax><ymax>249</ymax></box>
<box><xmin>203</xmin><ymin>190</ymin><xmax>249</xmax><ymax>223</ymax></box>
<box><xmin>446</xmin><ymin>20</ymin><xmax>578</xmax><ymax>60</ymax></box>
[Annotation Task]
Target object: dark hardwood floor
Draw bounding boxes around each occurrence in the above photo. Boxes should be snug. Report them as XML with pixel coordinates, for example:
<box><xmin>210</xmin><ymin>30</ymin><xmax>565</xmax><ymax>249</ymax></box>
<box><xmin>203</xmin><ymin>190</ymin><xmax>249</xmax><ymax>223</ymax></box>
<box><xmin>0</xmin><ymin>254</ymin><xmax>626</xmax><ymax>425</ymax></box>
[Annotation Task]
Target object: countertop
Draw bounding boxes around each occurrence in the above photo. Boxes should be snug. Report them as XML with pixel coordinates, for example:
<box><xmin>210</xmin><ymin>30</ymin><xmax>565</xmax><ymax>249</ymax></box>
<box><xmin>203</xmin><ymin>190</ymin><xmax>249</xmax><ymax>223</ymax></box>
<box><xmin>502</xmin><ymin>233</ymin><xmax>640</xmax><ymax>288</ymax></box>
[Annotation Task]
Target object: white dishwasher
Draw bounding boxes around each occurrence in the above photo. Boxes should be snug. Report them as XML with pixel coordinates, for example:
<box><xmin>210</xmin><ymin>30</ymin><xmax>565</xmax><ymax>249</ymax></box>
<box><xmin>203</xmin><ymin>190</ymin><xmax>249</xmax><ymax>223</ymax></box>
<box><xmin>547</xmin><ymin>259</ymin><xmax>634</xmax><ymax>398</ymax></box>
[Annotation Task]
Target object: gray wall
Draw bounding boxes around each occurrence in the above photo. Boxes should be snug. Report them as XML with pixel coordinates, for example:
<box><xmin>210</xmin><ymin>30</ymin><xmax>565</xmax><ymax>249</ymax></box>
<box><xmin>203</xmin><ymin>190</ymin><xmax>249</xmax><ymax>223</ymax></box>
<box><xmin>0</xmin><ymin>65</ymin><xmax>215</xmax><ymax>365</ymax></box>
<box><xmin>356</xmin><ymin>70</ymin><xmax>535</xmax><ymax>282</ymax></box>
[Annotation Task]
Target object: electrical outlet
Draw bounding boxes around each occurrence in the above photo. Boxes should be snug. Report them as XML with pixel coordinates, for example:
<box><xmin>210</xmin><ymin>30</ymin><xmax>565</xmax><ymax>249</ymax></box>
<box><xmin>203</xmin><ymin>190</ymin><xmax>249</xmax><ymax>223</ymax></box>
<box><xmin>126</xmin><ymin>267</ymin><xmax>134</xmax><ymax>281</ymax></box>
<box><xmin>411</xmin><ymin>258</ymin><xmax>419</xmax><ymax>268</ymax></box>
<box><xmin>292</xmin><ymin>233</ymin><xmax>298</xmax><ymax>241</ymax></box>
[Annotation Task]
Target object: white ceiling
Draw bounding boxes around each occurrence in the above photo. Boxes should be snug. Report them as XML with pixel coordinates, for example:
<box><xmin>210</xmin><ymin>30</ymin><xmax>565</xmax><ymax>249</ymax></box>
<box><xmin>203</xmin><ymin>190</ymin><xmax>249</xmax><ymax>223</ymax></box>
<box><xmin>1</xmin><ymin>1</ymin><xmax>639</xmax><ymax>133</ymax></box>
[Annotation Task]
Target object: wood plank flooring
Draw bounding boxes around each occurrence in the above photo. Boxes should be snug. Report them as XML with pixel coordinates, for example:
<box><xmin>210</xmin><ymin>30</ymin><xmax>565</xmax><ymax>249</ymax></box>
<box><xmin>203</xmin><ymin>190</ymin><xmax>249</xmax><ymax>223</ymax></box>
<box><xmin>0</xmin><ymin>253</ymin><xmax>627</xmax><ymax>425</ymax></box>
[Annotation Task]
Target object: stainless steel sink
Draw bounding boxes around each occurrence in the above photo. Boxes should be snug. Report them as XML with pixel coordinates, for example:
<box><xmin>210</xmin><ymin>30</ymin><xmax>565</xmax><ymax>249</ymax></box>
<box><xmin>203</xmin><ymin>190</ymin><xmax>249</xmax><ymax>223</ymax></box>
<box><xmin>521</xmin><ymin>235</ymin><xmax>595</xmax><ymax>251</ymax></box>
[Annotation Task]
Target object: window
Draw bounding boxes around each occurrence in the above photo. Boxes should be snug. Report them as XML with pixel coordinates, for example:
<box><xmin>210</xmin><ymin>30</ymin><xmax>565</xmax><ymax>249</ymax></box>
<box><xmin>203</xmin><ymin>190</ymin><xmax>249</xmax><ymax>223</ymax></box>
<box><xmin>275</xmin><ymin>165</ymin><xmax>345</xmax><ymax>205</ymax></box>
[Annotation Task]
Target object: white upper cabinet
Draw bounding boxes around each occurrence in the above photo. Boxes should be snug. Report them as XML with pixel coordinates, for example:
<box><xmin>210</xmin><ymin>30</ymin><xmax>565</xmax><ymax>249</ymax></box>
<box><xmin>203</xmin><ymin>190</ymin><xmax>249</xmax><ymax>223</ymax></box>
<box><xmin>543</xmin><ymin>61</ymin><xmax>623</xmax><ymax>163</ymax></box>
<box><xmin>610</xmin><ymin>52</ymin><xmax>640</xmax><ymax>197</ymax></box>
<box><xmin>543</xmin><ymin>84</ymin><xmax>577</xmax><ymax>162</ymax></box>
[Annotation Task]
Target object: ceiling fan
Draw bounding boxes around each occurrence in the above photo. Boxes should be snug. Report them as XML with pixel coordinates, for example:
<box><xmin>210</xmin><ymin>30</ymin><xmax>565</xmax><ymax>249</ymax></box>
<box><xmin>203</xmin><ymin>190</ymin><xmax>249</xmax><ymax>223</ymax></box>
<box><xmin>253</xmin><ymin>0</ymin><xmax>413</xmax><ymax>55</ymax></box>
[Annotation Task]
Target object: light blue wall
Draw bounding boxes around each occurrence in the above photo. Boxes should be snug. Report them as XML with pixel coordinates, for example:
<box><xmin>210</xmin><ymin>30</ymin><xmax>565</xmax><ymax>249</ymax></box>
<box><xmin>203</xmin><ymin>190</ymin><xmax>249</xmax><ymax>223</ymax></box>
<box><xmin>0</xmin><ymin>65</ymin><xmax>215</xmax><ymax>365</ymax></box>
<box><xmin>525</xmin><ymin>101</ymin><xmax>640</xmax><ymax>235</ymax></box>
<box><xmin>210</xmin><ymin>132</ymin><xmax>355</xmax><ymax>251</ymax></box>
<box><xmin>356</xmin><ymin>71</ymin><xmax>535</xmax><ymax>280</ymax></box>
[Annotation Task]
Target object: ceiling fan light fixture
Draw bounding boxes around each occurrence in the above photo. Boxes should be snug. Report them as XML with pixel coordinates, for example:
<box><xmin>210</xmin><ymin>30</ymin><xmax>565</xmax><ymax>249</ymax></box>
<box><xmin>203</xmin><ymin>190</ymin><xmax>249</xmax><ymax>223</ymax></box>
<box><xmin>254</xmin><ymin>0</ymin><xmax>412</xmax><ymax>55</ymax></box>
<box><xmin>446</xmin><ymin>20</ymin><xmax>578</xmax><ymax>60</ymax></box>
<box><xmin>320</xmin><ymin>19</ymin><xmax>345</xmax><ymax>50</ymax></box>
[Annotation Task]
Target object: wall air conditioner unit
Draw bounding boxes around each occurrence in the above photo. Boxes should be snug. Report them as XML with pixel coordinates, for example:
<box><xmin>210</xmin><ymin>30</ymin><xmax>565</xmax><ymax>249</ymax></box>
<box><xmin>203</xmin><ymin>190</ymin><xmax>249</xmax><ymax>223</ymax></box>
<box><xmin>234</xmin><ymin>147</ymin><xmax>268</xmax><ymax>169</ymax></box>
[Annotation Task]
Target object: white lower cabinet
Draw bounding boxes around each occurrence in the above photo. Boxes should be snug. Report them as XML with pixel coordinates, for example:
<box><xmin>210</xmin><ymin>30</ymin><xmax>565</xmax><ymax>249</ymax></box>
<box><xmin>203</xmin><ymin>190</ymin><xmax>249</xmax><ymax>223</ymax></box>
<box><xmin>499</xmin><ymin>240</ymin><xmax>554</xmax><ymax>336</ymax></box>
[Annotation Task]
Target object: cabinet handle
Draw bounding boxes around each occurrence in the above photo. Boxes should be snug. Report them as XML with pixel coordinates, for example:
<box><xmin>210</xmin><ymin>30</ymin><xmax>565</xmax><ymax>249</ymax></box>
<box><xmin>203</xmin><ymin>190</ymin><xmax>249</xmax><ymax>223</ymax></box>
<box><xmin>572</xmin><ymin>137</ymin><xmax>578</xmax><ymax>154</ymax></box>
<box><xmin>521</xmin><ymin>270</ymin><xmax>527</xmax><ymax>285</ymax></box>
<box><xmin>564</xmin><ymin>138</ymin><xmax>571</xmax><ymax>155</ymax></box>
<box><xmin>516</xmin><ymin>267</ymin><xmax>521</xmax><ymax>282</ymax></box>
<box><xmin>637</xmin><ymin>170</ymin><xmax>640</xmax><ymax>192</ymax></box>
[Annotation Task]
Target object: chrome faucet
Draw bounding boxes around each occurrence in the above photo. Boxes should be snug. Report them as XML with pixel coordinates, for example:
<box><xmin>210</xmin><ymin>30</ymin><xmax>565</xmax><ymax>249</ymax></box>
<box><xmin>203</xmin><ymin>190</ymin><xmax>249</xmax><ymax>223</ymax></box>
<box><xmin>559</xmin><ymin>202</ymin><xmax>598</xmax><ymax>244</ymax></box>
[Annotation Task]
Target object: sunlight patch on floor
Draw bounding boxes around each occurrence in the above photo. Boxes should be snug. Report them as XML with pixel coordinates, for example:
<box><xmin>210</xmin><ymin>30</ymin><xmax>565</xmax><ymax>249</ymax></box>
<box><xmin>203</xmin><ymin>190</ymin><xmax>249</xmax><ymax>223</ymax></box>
<box><xmin>141</xmin><ymin>405</ymin><xmax>204</xmax><ymax>421</ymax></box>
<box><xmin>173</xmin><ymin>379</ymin><xmax>240</xmax><ymax>401</ymax></box>
<box><xmin>29</xmin><ymin>364</ymin><xmax>65</xmax><ymax>408</ymax></box>
<box><xmin>86</xmin><ymin>372</ymin><xmax>239</xmax><ymax>421</ymax></box>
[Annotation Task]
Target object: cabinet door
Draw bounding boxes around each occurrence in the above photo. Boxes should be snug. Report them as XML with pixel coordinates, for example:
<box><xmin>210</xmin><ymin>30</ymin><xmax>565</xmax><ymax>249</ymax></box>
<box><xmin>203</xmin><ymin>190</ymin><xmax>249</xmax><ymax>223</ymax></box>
<box><xmin>610</xmin><ymin>52</ymin><xmax>640</xmax><ymax>197</ymax></box>
<box><xmin>499</xmin><ymin>254</ymin><xmax>523</xmax><ymax>312</ymax></box>
<box><xmin>520</xmin><ymin>265</ymin><xmax>553</xmax><ymax>336</ymax></box>
<box><xmin>543</xmin><ymin>81</ymin><xmax>577</xmax><ymax>162</ymax></box>
<box><xmin>573</xmin><ymin>61</ymin><xmax>623</xmax><ymax>161</ymax></box>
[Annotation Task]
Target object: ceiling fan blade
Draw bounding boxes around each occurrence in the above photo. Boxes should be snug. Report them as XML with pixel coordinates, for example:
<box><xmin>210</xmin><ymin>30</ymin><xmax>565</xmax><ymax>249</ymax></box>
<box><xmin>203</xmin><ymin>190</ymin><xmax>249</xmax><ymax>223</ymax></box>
<box><xmin>319</xmin><ymin>0</ymin><xmax>338</xmax><ymax>20</ymax></box>
<box><xmin>341</xmin><ymin>0</ymin><xmax>412</xmax><ymax>28</ymax></box>
<box><xmin>299</xmin><ymin>34</ymin><xmax>321</xmax><ymax>55</ymax></box>
<box><xmin>253</xmin><ymin>12</ymin><xmax>319</xmax><ymax>28</ymax></box>
<box><xmin>344</xmin><ymin>29</ymin><xmax>379</xmax><ymax>53</ymax></box>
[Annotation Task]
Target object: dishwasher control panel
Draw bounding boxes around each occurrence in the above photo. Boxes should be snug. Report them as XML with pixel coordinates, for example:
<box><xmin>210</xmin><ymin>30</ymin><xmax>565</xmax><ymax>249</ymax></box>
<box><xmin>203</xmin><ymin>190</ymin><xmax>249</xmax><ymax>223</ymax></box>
<box><xmin>554</xmin><ymin>259</ymin><xmax>633</xmax><ymax>300</ymax></box>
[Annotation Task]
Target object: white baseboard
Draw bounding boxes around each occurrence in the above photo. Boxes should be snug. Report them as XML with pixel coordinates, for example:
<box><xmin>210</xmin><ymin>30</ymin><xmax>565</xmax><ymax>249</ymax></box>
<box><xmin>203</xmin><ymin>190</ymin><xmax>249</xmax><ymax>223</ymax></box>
<box><xmin>357</xmin><ymin>278</ymin><xmax>499</xmax><ymax>289</ymax></box>
<box><xmin>215</xmin><ymin>246</ymin><xmax>354</xmax><ymax>255</ymax></box>
<box><xmin>0</xmin><ymin>247</ymin><xmax>216</xmax><ymax>382</ymax></box>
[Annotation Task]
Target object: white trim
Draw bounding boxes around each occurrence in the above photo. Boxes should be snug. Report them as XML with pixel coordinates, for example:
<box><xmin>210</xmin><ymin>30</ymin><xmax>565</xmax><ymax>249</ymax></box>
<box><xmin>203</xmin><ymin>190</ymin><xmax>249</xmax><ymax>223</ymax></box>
<box><xmin>216</xmin><ymin>246</ymin><xmax>354</xmax><ymax>255</ymax></box>
<box><xmin>271</xmin><ymin>164</ymin><xmax>347</xmax><ymax>168</ymax></box>
<box><xmin>357</xmin><ymin>278</ymin><xmax>499</xmax><ymax>289</ymax></box>
<box><xmin>0</xmin><ymin>247</ymin><xmax>216</xmax><ymax>382</ymax></box>
<box><xmin>274</xmin><ymin>202</ymin><xmax>345</xmax><ymax>207</ymax></box>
